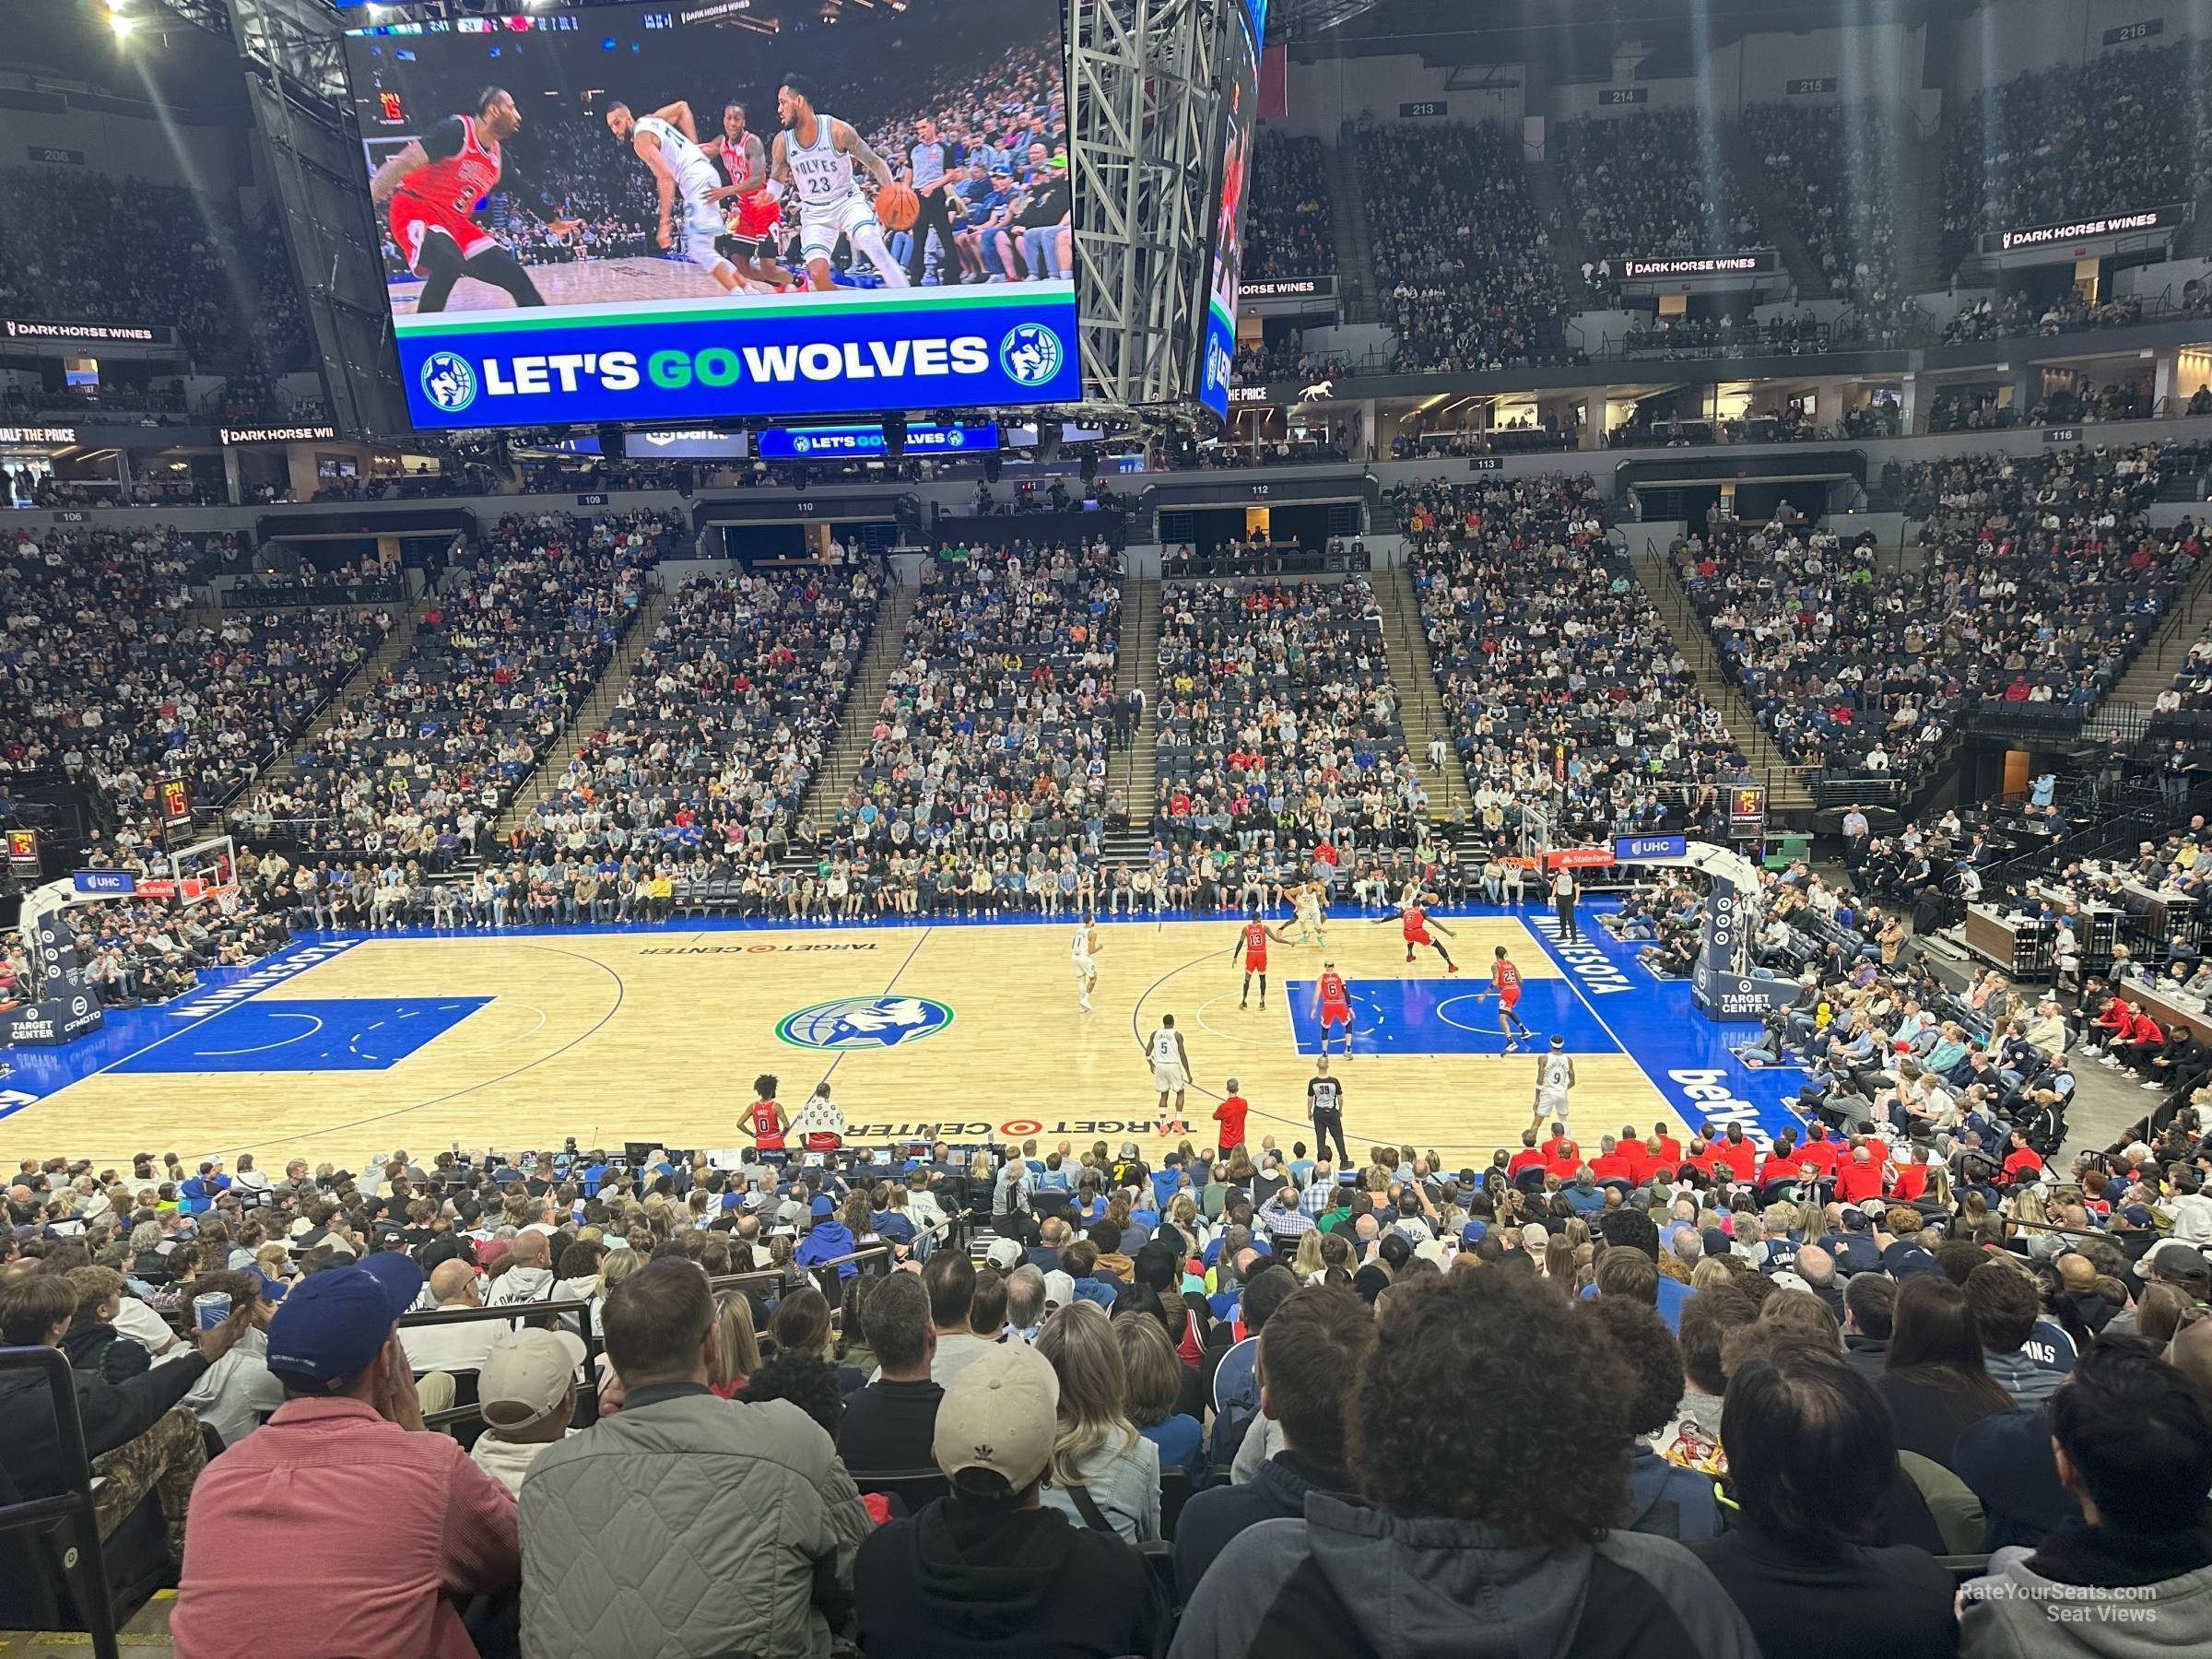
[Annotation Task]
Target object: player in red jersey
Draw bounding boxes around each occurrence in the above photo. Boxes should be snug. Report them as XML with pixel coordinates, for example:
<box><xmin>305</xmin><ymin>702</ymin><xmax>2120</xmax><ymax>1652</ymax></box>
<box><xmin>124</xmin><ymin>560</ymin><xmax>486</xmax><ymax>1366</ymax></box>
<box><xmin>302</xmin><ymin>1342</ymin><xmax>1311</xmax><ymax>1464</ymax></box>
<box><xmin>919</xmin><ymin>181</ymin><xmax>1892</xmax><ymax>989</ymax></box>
<box><xmin>745</xmin><ymin>1071</ymin><xmax>788</xmax><ymax>1155</ymax></box>
<box><xmin>1380</xmin><ymin>896</ymin><xmax>1457</xmax><ymax>973</ymax></box>
<box><xmin>370</xmin><ymin>87</ymin><xmax>577</xmax><ymax>312</ymax></box>
<box><xmin>1480</xmin><ymin>944</ymin><xmax>1536</xmax><ymax>1053</ymax></box>
<box><xmin>1229</xmin><ymin>911</ymin><xmax>1295</xmax><ymax>1010</ymax></box>
<box><xmin>1311</xmin><ymin>959</ymin><xmax>1355</xmax><ymax>1060</ymax></box>
<box><xmin>708</xmin><ymin>101</ymin><xmax>801</xmax><ymax>293</ymax></box>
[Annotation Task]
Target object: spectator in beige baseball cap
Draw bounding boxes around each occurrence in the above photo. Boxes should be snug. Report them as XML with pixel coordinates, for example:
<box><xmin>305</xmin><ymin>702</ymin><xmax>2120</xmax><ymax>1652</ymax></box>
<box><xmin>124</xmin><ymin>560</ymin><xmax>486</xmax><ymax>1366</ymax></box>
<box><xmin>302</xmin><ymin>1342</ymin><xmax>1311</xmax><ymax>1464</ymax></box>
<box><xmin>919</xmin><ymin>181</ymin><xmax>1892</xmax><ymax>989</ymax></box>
<box><xmin>470</xmin><ymin>1328</ymin><xmax>585</xmax><ymax>1495</ymax></box>
<box><xmin>851</xmin><ymin>1339</ymin><xmax>1161</xmax><ymax>1655</ymax></box>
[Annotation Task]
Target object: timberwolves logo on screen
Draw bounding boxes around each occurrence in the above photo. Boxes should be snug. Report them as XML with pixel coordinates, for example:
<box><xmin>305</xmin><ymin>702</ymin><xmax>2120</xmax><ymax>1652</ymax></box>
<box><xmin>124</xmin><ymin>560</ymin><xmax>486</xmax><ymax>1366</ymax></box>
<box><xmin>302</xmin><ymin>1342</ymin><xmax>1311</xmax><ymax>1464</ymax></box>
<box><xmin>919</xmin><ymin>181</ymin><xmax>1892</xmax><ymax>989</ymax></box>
<box><xmin>1206</xmin><ymin>335</ymin><xmax>1231</xmax><ymax>397</ymax></box>
<box><xmin>420</xmin><ymin>352</ymin><xmax>478</xmax><ymax>415</ymax></box>
<box><xmin>999</xmin><ymin>324</ymin><xmax>1064</xmax><ymax>388</ymax></box>
<box><xmin>776</xmin><ymin>995</ymin><xmax>954</xmax><ymax>1051</ymax></box>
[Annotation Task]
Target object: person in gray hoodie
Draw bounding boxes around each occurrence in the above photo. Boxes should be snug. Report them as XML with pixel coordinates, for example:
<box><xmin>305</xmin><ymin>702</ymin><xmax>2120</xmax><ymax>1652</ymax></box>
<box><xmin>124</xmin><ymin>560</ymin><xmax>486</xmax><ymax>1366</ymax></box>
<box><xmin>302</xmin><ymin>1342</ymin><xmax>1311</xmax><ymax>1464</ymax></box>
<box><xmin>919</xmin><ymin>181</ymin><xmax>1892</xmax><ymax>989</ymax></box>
<box><xmin>1165</xmin><ymin>1271</ymin><xmax>1759</xmax><ymax>1659</ymax></box>
<box><xmin>1960</xmin><ymin>1338</ymin><xmax>2212</xmax><ymax>1657</ymax></box>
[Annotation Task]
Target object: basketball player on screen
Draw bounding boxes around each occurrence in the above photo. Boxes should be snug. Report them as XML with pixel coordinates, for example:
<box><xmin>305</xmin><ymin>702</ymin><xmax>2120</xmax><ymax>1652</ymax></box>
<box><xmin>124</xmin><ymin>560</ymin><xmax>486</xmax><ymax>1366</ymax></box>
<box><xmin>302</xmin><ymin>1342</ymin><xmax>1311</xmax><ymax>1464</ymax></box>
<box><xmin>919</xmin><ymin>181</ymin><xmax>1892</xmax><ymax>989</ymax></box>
<box><xmin>606</xmin><ymin>99</ymin><xmax>746</xmax><ymax>294</ymax></box>
<box><xmin>708</xmin><ymin>101</ymin><xmax>800</xmax><ymax>293</ymax></box>
<box><xmin>767</xmin><ymin>74</ymin><xmax>911</xmax><ymax>291</ymax></box>
<box><xmin>370</xmin><ymin>86</ymin><xmax>579</xmax><ymax>312</ymax></box>
<box><xmin>1229</xmin><ymin>910</ymin><xmax>1295</xmax><ymax>1011</ymax></box>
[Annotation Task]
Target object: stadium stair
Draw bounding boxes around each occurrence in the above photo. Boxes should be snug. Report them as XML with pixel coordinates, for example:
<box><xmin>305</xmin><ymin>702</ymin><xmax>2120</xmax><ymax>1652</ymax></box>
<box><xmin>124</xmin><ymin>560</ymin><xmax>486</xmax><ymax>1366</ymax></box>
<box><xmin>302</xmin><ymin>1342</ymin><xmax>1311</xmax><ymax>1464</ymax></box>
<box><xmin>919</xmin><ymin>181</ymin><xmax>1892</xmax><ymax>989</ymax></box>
<box><xmin>1523</xmin><ymin>154</ymin><xmax>1604</xmax><ymax>311</ymax></box>
<box><xmin>2171</xmin><ymin>168</ymin><xmax>2212</xmax><ymax>261</ymax></box>
<box><xmin>2091</xmin><ymin>552</ymin><xmax>2212</xmax><ymax>732</ymax></box>
<box><xmin>237</xmin><ymin>590</ymin><xmax>429</xmax><ymax>806</ymax></box>
<box><xmin>490</xmin><ymin>587</ymin><xmax>676</xmax><ymax>841</ymax></box>
<box><xmin>1375</xmin><ymin>560</ymin><xmax>1472</xmax><ymax>831</ymax></box>
<box><xmin>1105</xmin><ymin>573</ymin><xmax>1159</xmax><ymax>858</ymax></box>
<box><xmin>1323</xmin><ymin>137</ymin><xmax>1380</xmax><ymax>325</ymax></box>
<box><xmin>1630</xmin><ymin>549</ymin><xmax>1814</xmax><ymax>816</ymax></box>
<box><xmin>1891</xmin><ymin>121</ymin><xmax>1948</xmax><ymax>295</ymax></box>
<box><xmin>1719</xmin><ymin>121</ymin><xmax>1824</xmax><ymax>297</ymax></box>
<box><xmin>793</xmin><ymin>578</ymin><xmax>920</xmax><ymax>828</ymax></box>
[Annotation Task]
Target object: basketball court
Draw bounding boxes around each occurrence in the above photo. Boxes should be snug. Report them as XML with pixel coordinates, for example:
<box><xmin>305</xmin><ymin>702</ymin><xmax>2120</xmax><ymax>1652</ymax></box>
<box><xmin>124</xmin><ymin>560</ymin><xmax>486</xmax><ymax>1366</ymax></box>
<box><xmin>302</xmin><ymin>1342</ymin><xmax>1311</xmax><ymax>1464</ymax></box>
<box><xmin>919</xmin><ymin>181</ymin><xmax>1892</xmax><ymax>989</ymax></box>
<box><xmin>388</xmin><ymin>256</ymin><xmax>735</xmax><ymax>314</ymax></box>
<box><xmin>0</xmin><ymin>902</ymin><xmax>1811</xmax><ymax>1173</ymax></box>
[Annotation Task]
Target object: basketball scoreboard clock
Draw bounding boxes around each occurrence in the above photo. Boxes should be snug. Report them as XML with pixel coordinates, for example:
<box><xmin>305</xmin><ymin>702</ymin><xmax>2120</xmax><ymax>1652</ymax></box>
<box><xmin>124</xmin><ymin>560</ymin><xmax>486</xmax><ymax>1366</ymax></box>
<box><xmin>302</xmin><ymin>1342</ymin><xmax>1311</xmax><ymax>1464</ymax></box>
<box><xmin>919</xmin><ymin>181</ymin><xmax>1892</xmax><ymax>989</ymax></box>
<box><xmin>160</xmin><ymin>777</ymin><xmax>194</xmax><ymax>831</ymax></box>
<box><xmin>1727</xmin><ymin>786</ymin><xmax>1767</xmax><ymax>840</ymax></box>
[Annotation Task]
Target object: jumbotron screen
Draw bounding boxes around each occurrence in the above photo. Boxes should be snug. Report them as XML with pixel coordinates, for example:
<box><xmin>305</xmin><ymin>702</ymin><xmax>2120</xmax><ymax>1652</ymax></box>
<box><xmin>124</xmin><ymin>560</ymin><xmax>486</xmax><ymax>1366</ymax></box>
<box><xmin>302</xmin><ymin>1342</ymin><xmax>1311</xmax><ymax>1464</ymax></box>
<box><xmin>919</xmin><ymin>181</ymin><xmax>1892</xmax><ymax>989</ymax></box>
<box><xmin>340</xmin><ymin>0</ymin><xmax>1077</xmax><ymax>429</ymax></box>
<box><xmin>1194</xmin><ymin>0</ymin><xmax>1265</xmax><ymax>418</ymax></box>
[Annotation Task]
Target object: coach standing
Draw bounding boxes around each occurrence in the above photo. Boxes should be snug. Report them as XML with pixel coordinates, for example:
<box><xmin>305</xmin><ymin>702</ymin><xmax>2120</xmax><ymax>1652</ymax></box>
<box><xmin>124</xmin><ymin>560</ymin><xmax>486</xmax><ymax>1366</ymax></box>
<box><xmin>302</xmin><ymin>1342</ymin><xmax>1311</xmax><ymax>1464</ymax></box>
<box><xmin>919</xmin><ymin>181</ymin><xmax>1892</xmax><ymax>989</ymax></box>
<box><xmin>903</xmin><ymin>117</ymin><xmax>958</xmax><ymax>287</ymax></box>
<box><xmin>1551</xmin><ymin>865</ymin><xmax>1580</xmax><ymax>944</ymax></box>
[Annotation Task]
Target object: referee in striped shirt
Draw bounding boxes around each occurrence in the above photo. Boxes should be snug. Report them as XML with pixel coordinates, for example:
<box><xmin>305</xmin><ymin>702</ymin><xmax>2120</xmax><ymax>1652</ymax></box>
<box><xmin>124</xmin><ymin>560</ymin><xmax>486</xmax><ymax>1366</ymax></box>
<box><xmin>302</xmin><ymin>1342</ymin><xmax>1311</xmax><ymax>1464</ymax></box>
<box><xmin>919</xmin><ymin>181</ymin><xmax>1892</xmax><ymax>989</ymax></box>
<box><xmin>904</xmin><ymin>116</ymin><xmax>959</xmax><ymax>285</ymax></box>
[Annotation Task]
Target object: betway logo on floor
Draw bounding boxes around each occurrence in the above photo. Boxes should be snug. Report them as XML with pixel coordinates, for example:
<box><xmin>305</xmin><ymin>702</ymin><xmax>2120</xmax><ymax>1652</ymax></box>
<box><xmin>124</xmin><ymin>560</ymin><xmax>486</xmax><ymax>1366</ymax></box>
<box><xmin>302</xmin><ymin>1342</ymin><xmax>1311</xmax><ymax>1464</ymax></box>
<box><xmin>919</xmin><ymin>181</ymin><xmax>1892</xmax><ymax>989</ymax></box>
<box><xmin>1527</xmin><ymin>915</ymin><xmax>1779</xmax><ymax>1145</ymax></box>
<box><xmin>167</xmin><ymin>939</ymin><xmax>360</xmax><ymax>1020</ymax></box>
<box><xmin>1526</xmin><ymin>918</ymin><xmax>1634</xmax><ymax>993</ymax></box>
<box><xmin>1667</xmin><ymin>1069</ymin><xmax>1773</xmax><ymax>1147</ymax></box>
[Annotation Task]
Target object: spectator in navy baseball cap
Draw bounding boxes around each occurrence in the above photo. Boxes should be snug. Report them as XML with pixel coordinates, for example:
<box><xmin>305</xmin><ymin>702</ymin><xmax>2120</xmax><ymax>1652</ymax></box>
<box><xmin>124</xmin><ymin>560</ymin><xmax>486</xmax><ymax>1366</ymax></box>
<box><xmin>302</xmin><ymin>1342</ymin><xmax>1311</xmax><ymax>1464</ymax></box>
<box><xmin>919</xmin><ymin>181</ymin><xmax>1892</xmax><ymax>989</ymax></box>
<box><xmin>261</xmin><ymin>1252</ymin><xmax>425</xmax><ymax>1391</ymax></box>
<box><xmin>170</xmin><ymin>1249</ymin><xmax>522</xmax><ymax>1659</ymax></box>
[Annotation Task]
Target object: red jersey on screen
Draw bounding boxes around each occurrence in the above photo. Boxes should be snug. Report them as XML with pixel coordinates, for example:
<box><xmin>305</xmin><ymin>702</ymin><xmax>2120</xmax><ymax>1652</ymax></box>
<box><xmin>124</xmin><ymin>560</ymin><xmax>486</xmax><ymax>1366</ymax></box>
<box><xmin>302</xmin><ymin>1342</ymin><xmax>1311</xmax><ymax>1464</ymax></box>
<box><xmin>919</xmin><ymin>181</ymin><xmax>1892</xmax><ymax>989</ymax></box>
<box><xmin>390</xmin><ymin>114</ymin><xmax>502</xmax><ymax>267</ymax></box>
<box><xmin>714</xmin><ymin>133</ymin><xmax>765</xmax><ymax>192</ymax></box>
<box><xmin>397</xmin><ymin>114</ymin><xmax>502</xmax><ymax>216</ymax></box>
<box><xmin>1243</xmin><ymin>921</ymin><xmax>1270</xmax><ymax>970</ymax></box>
<box><xmin>1318</xmin><ymin>971</ymin><xmax>1349</xmax><ymax>1018</ymax></box>
<box><xmin>748</xmin><ymin>1099</ymin><xmax>784</xmax><ymax>1149</ymax></box>
<box><xmin>1400</xmin><ymin>907</ymin><xmax>1430</xmax><ymax>944</ymax></box>
<box><xmin>713</xmin><ymin>134</ymin><xmax>782</xmax><ymax>239</ymax></box>
<box><xmin>731</xmin><ymin>193</ymin><xmax>782</xmax><ymax>239</ymax></box>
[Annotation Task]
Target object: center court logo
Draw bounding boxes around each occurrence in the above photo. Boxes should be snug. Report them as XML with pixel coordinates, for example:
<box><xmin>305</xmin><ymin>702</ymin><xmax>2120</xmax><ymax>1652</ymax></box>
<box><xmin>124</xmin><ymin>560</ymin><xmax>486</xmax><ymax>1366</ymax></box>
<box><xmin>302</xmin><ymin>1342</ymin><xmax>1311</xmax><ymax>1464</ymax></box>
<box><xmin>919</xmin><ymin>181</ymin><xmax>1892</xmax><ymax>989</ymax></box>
<box><xmin>775</xmin><ymin>995</ymin><xmax>954</xmax><ymax>1050</ymax></box>
<box><xmin>999</xmin><ymin>324</ymin><xmax>1064</xmax><ymax>388</ymax></box>
<box><xmin>419</xmin><ymin>352</ymin><xmax>478</xmax><ymax>414</ymax></box>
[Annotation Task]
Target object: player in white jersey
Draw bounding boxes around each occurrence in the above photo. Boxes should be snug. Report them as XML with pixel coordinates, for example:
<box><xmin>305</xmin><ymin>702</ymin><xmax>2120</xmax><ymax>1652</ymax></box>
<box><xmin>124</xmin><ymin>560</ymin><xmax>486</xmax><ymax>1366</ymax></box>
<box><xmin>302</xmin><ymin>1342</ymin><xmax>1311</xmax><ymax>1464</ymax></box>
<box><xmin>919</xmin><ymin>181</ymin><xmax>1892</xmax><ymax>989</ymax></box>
<box><xmin>768</xmin><ymin>73</ymin><xmax>910</xmax><ymax>290</ymax></box>
<box><xmin>1071</xmin><ymin>913</ymin><xmax>1100</xmax><ymax>1012</ymax></box>
<box><xmin>606</xmin><ymin>100</ymin><xmax>741</xmax><ymax>291</ymax></box>
<box><xmin>1530</xmin><ymin>1034</ymin><xmax>1576</xmax><ymax>1135</ymax></box>
<box><xmin>1294</xmin><ymin>881</ymin><xmax>1329</xmax><ymax>948</ymax></box>
<box><xmin>1147</xmin><ymin>1013</ymin><xmax>1192</xmax><ymax>1136</ymax></box>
